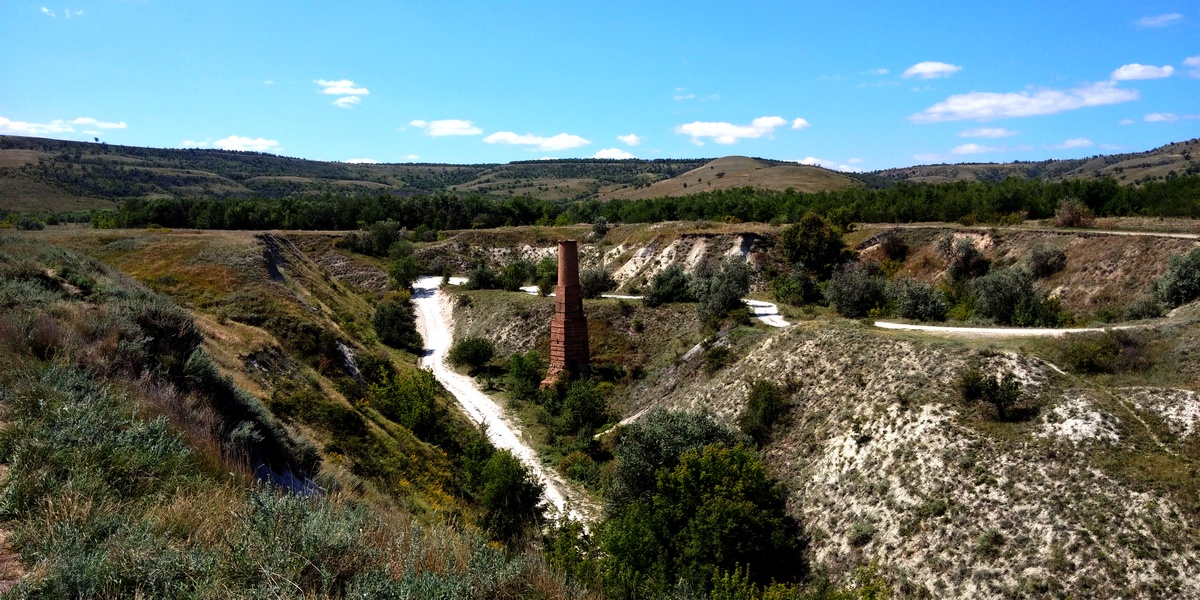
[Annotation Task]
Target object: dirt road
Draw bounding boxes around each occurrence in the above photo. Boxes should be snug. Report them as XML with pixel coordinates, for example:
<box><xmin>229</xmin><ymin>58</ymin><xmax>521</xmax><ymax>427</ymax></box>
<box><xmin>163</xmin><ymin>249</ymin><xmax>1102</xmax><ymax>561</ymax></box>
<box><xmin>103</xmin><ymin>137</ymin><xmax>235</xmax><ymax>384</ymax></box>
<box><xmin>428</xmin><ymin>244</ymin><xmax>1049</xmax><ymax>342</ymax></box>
<box><xmin>412</xmin><ymin>276</ymin><xmax>596</xmax><ymax>522</ymax></box>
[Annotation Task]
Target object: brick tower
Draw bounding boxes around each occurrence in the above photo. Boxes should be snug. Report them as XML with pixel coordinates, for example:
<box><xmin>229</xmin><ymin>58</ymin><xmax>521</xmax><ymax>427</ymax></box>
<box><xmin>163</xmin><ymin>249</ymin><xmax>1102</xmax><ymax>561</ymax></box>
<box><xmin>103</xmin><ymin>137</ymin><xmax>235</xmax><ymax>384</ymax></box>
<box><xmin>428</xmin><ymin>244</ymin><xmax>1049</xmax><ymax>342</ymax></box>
<box><xmin>542</xmin><ymin>240</ymin><xmax>590</xmax><ymax>387</ymax></box>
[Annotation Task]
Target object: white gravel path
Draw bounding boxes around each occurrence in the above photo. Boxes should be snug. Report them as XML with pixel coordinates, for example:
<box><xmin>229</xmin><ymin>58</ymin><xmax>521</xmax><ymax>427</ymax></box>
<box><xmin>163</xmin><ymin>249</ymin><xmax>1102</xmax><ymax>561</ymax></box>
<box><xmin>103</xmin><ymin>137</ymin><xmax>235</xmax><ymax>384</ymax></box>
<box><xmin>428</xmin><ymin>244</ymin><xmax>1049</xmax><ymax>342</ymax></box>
<box><xmin>873</xmin><ymin>321</ymin><xmax>1139</xmax><ymax>338</ymax></box>
<box><xmin>517</xmin><ymin>286</ymin><xmax>790</xmax><ymax>328</ymax></box>
<box><xmin>411</xmin><ymin>276</ymin><xmax>595</xmax><ymax>522</ymax></box>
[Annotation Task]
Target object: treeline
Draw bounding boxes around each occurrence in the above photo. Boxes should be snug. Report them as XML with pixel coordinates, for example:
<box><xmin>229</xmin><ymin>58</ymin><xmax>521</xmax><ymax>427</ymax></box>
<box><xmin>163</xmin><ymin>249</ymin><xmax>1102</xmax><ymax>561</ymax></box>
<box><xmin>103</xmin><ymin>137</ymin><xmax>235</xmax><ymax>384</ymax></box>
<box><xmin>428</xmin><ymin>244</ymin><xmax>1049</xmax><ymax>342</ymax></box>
<box><xmin>108</xmin><ymin>174</ymin><xmax>1200</xmax><ymax>230</ymax></box>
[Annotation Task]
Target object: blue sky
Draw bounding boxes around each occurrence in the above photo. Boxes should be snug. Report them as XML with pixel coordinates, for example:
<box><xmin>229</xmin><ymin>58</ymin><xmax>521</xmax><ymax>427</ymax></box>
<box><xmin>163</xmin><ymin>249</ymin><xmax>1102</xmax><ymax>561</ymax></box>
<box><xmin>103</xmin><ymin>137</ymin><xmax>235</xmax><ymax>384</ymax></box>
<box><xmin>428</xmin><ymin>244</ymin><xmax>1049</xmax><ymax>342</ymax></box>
<box><xmin>2</xmin><ymin>1</ymin><xmax>1198</xmax><ymax>170</ymax></box>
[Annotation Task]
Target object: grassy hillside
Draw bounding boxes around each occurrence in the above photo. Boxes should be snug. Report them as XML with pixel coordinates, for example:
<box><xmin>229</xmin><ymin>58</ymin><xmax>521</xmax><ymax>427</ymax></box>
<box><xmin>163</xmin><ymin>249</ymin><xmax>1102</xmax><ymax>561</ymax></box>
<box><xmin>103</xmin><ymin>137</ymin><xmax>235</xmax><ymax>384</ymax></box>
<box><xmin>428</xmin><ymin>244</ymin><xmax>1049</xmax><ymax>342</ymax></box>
<box><xmin>0</xmin><ymin>235</ymin><xmax>586</xmax><ymax>597</ymax></box>
<box><xmin>602</xmin><ymin>156</ymin><xmax>861</xmax><ymax>200</ymax></box>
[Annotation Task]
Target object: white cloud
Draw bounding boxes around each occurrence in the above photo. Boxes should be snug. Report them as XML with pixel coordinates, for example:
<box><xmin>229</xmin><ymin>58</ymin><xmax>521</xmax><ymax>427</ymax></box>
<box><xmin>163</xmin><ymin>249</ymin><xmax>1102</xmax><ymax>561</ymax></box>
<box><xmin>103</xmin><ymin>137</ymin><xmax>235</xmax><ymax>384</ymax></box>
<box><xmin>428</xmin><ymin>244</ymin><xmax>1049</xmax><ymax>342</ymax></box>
<box><xmin>958</xmin><ymin>127</ymin><xmax>1018</xmax><ymax>138</ymax></box>
<box><xmin>1185</xmin><ymin>56</ymin><xmax>1200</xmax><ymax>78</ymax></box>
<box><xmin>675</xmin><ymin>116</ymin><xmax>789</xmax><ymax>145</ymax></box>
<box><xmin>796</xmin><ymin>157</ymin><xmax>862</xmax><ymax>172</ymax></box>
<box><xmin>1111</xmin><ymin>63</ymin><xmax>1175</xmax><ymax>81</ymax></box>
<box><xmin>263</xmin><ymin>79</ymin><xmax>275</xmax><ymax>85</ymax></box>
<box><xmin>1119</xmin><ymin>118</ymin><xmax>1136</xmax><ymax>125</ymax></box>
<box><xmin>1136</xmin><ymin>13</ymin><xmax>1183</xmax><ymax>28</ymax></box>
<box><xmin>410</xmin><ymin>119</ymin><xmax>483</xmax><ymax>136</ymax></box>
<box><xmin>333</xmin><ymin>96</ymin><xmax>360</xmax><ymax>108</ymax></box>
<box><xmin>404</xmin><ymin>154</ymin><xmax>420</xmax><ymax>161</ymax></box>
<box><xmin>865</xmin><ymin>68</ymin><xmax>889</xmax><ymax>75</ymax></box>
<box><xmin>673</xmin><ymin>93</ymin><xmax>696</xmax><ymax>101</ymax></box>
<box><xmin>617</xmin><ymin>134</ymin><xmax>641</xmax><ymax>146</ymax></box>
<box><xmin>1049</xmin><ymin>137</ymin><xmax>1093</xmax><ymax>149</ymax></box>
<box><xmin>0</xmin><ymin>115</ymin><xmax>125</xmax><ymax>136</ymax></box>
<box><xmin>314</xmin><ymin>79</ymin><xmax>369</xmax><ymax>96</ymax></box>
<box><xmin>344</xmin><ymin>158</ymin><xmax>380</xmax><ymax>164</ymax></box>
<box><xmin>593</xmin><ymin>148</ymin><xmax>635</xmax><ymax>159</ymax></box>
<box><xmin>791</xmin><ymin>118</ymin><xmax>810</xmax><ymax>130</ymax></box>
<box><xmin>41</xmin><ymin>7</ymin><xmax>54</xmax><ymax>17</ymax></box>
<box><xmin>909</xmin><ymin>81</ymin><xmax>1138</xmax><ymax>123</ymax></box>
<box><xmin>902</xmin><ymin>61</ymin><xmax>962</xmax><ymax>79</ymax></box>
<box><xmin>483</xmin><ymin>131</ymin><xmax>591</xmax><ymax>151</ymax></box>
<box><xmin>1145</xmin><ymin>113</ymin><xmax>1178</xmax><ymax>122</ymax></box>
<box><xmin>951</xmin><ymin>143</ymin><xmax>998</xmax><ymax>154</ymax></box>
<box><xmin>847</xmin><ymin>158</ymin><xmax>864</xmax><ymax>164</ymax></box>
<box><xmin>214</xmin><ymin>135</ymin><xmax>279</xmax><ymax>152</ymax></box>
<box><xmin>181</xmin><ymin>139</ymin><xmax>210</xmax><ymax>148</ymax></box>
<box><xmin>64</xmin><ymin>9</ymin><xmax>81</xmax><ymax>17</ymax></box>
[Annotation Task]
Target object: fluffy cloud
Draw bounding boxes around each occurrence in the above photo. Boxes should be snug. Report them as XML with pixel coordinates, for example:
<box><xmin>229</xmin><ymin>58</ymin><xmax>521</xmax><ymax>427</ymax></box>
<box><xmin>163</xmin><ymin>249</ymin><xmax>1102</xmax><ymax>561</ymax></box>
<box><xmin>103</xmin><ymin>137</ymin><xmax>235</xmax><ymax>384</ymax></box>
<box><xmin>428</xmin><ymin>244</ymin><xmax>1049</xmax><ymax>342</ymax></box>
<box><xmin>344</xmin><ymin>158</ymin><xmax>380</xmax><ymax>164</ymax></box>
<box><xmin>1111</xmin><ymin>63</ymin><xmax>1175</xmax><ymax>81</ymax></box>
<box><xmin>0</xmin><ymin>115</ymin><xmax>125</xmax><ymax>136</ymax></box>
<box><xmin>410</xmin><ymin>119</ymin><xmax>483</xmax><ymax>136</ymax></box>
<box><xmin>951</xmin><ymin>143</ymin><xmax>998</xmax><ymax>154</ymax></box>
<box><xmin>909</xmin><ymin>81</ymin><xmax>1138</xmax><ymax>123</ymax></box>
<box><xmin>593</xmin><ymin>148</ymin><xmax>635</xmax><ymax>159</ymax></box>
<box><xmin>1136</xmin><ymin>13</ymin><xmax>1183</xmax><ymax>28</ymax></box>
<box><xmin>404</xmin><ymin>154</ymin><xmax>420</xmax><ymax>161</ymax></box>
<box><xmin>675</xmin><ymin>116</ymin><xmax>788</xmax><ymax>145</ymax></box>
<box><xmin>1049</xmin><ymin>137</ymin><xmax>1093</xmax><ymax>149</ymax></box>
<box><xmin>902</xmin><ymin>61</ymin><xmax>963</xmax><ymax>79</ymax></box>
<box><xmin>958</xmin><ymin>127</ymin><xmax>1018</xmax><ymax>138</ymax></box>
<box><xmin>315</xmin><ymin>79</ymin><xmax>368</xmax><ymax>108</ymax></box>
<box><xmin>214</xmin><ymin>135</ymin><xmax>279</xmax><ymax>152</ymax></box>
<box><xmin>1145</xmin><ymin>113</ymin><xmax>1179</xmax><ymax>122</ymax></box>
<box><xmin>483</xmin><ymin>131</ymin><xmax>591</xmax><ymax>151</ymax></box>
<box><xmin>1185</xmin><ymin>56</ymin><xmax>1200</xmax><ymax>78</ymax></box>
<box><xmin>791</xmin><ymin>118</ymin><xmax>810</xmax><ymax>130</ymax></box>
<box><xmin>797</xmin><ymin>157</ymin><xmax>862</xmax><ymax>172</ymax></box>
<box><xmin>617</xmin><ymin>134</ymin><xmax>641</xmax><ymax>146</ymax></box>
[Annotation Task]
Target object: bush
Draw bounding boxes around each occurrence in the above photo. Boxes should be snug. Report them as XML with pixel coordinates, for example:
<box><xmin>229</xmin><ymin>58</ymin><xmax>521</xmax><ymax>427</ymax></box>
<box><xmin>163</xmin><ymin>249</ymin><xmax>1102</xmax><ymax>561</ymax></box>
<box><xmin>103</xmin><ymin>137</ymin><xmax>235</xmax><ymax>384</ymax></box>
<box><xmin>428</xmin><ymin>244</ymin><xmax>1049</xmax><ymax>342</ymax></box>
<box><xmin>824</xmin><ymin>264</ymin><xmax>887</xmax><ymax>318</ymax></box>
<box><xmin>369</xmin><ymin>368</ymin><xmax>447</xmax><ymax>443</ymax></box>
<box><xmin>879</xmin><ymin>229</ymin><xmax>908</xmax><ymax>261</ymax></box>
<box><xmin>770</xmin><ymin>269</ymin><xmax>820</xmax><ymax>306</ymax></box>
<box><xmin>506</xmin><ymin>350</ymin><xmax>542</xmax><ymax>401</ymax></box>
<box><xmin>498</xmin><ymin>260</ymin><xmax>534</xmax><ymax>292</ymax></box>
<box><xmin>579</xmin><ymin>267</ymin><xmax>616</xmax><ymax>299</ymax></box>
<box><xmin>373</xmin><ymin>300</ymin><xmax>423</xmax><ymax>353</ymax></box>
<box><xmin>1054</xmin><ymin>197</ymin><xmax>1094</xmax><ymax>228</ymax></box>
<box><xmin>887</xmin><ymin>277</ymin><xmax>948</xmax><ymax>321</ymax></box>
<box><xmin>737</xmin><ymin>380</ymin><xmax>789</xmax><ymax>444</ymax></box>
<box><xmin>558</xmin><ymin>450</ymin><xmax>600</xmax><ymax>487</ymax></box>
<box><xmin>691</xmin><ymin>257</ymin><xmax>752</xmax><ymax>321</ymax></box>
<box><xmin>1027</xmin><ymin>244</ymin><xmax>1067</xmax><ymax>279</ymax></box>
<box><xmin>778</xmin><ymin>212</ymin><xmax>846</xmax><ymax>280</ymax></box>
<box><xmin>481</xmin><ymin>449</ymin><xmax>544</xmax><ymax>542</ymax></box>
<box><xmin>972</xmin><ymin>268</ymin><xmax>1066</xmax><ymax>327</ymax></box>
<box><xmin>591</xmin><ymin>217</ymin><xmax>610</xmax><ymax>240</ymax></box>
<box><xmin>643</xmin><ymin>263</ymin><xmax>694</xmax><ymax>307</ymax></box>
<box><xmin>958</xmin><ymin>368</ymin><xmax>1020</xmax><ymax>420</ymax></box>
<box><xmin>463</xmin><ymin>264</ymin><xmax>499</xmax><ymax>290</ymax></box>
<box><xmin>448</xmin><ymin>336</ymin><xmax>494</xmax><ymax>371</ymax></box>
<box><xmin>387</xmin><ymin>256</ymin><xmax>421</xmax><ymax>290</ymax></box>
<box><xmin>15</xmin><ymin>217</ymin><xmax>44</xmax><ymax>231</ymax></box>
<box><xmin>561</xmin><ymin>379</ymin><xmax>609</xmax><ymax>434</ymax></box>
<box><xmin>1155</xmin><ymin>248</ymin><xmax>1200</xmax><ymax>307</ymax></box>
<box><xmin>1125</xmin><ymin>294</ymin><xmax>1165</xmax><ymax>320</ymax></box>
<box><xmin>945</xmin><ymin>238</ymin><xmax>990</xmax><ymax>281</ymax></box>
<box><xmin>1060</xmin><ymin>330</ymin><xmax>1153</xmax><ymax>374</ymax></box>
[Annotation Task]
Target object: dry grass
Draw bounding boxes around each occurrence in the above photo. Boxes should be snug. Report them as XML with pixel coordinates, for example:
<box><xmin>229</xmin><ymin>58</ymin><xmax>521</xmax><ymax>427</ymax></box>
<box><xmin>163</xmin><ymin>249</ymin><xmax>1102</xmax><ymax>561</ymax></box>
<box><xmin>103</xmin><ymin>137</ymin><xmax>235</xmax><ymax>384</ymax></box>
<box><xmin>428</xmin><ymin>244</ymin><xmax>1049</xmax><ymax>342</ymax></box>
<box><xmin>602</xmin><ymin>156</ymin><xmax>861</xmax><ymax>200</ymax></box>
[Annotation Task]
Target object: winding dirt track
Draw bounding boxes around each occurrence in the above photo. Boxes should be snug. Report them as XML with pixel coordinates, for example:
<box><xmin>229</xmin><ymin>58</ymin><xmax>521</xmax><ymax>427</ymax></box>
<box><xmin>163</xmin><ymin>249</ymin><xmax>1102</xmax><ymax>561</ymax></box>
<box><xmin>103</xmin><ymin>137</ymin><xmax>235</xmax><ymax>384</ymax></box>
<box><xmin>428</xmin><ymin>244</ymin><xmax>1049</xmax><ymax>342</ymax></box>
<box><xmin>411</xmin><ymin>276</ymin><xmax>596</xmax><ymax>522</ymax></box>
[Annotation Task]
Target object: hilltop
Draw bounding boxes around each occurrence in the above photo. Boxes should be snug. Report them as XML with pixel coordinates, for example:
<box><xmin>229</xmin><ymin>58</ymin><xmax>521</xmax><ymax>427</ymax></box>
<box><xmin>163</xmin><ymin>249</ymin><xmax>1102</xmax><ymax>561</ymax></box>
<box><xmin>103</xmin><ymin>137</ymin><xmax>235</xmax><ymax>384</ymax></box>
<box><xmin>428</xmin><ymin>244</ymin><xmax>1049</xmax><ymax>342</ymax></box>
<box><xmin>3</xmin><ymin>134</ymin><xmax>1198</xmax><ymax>214</ymax></box>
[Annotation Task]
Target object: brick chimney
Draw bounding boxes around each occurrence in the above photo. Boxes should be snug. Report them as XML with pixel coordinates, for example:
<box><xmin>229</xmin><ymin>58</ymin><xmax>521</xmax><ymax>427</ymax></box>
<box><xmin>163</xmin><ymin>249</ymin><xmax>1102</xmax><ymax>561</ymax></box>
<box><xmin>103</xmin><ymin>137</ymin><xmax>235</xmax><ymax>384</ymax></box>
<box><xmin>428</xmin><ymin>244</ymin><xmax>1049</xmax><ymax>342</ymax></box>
<box><xmin>542</xmin><ymin>240</ymin><xmax>589</xmax><ymax>387</ymax></box>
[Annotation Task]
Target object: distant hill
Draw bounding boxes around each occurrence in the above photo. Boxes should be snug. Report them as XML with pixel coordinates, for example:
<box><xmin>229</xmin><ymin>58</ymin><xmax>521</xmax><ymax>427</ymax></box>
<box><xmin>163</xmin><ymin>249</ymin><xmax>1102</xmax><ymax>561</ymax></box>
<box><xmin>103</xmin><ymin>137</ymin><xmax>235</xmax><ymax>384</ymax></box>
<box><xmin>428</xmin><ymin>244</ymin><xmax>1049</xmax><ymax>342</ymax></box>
<box><xmin>2</xmin><ymin>134</ymin><xmax>1197</xmax><ymax>213</ymax></box>
<box><xmin>870</xmin><ymin>139</ymin><xmax>1200</xmax><ymax>186</ymax></box>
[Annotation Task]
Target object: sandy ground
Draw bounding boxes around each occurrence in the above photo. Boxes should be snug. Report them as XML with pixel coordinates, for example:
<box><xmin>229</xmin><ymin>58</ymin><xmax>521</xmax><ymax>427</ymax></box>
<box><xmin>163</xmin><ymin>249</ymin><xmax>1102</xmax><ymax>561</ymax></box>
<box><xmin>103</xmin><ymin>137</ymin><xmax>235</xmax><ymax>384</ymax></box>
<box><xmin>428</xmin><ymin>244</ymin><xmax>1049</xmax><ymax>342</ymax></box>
<box><xmin>412</xmin><ymin>276</ymin><xmax>597</xmax><ymax>522</ymax></box>
<box><xmin>873</xmin><ymin>320</ymin><xmax>1139</xmax><ymax>338</ymax></box>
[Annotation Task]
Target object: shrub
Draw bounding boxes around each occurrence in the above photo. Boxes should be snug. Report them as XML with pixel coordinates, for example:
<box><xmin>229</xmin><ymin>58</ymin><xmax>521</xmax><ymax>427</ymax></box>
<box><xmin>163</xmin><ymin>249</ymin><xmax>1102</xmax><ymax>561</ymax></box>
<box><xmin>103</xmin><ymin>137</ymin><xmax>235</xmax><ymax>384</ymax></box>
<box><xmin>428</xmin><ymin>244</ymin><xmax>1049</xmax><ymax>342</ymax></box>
<box><xmin>373</xmin><ymin>300</ymin><xmax>422</xmax><ymax>353</ymax></box>
<box><xmin>825</xmin><ymin>264</ymin><xmax>887</xmax><ymax>318</ymax></box>
<box><xmin>946</xmin><ymin>238</ymin><xmax>990</xmax><ymax>281</ymax></box>
<box><xmin>15</xmin><ymin>217</ymin><xmax>45</xmax><ymax>231</ymax></box>
<box><xmin>561</xmin><ymin>379</ymin><xmax>609</xmax><ymax>434</ymax></box>
<box><xmin>737</xmin><ymin>380</ymin><xmax>789</xmax><ymax>444</ymax></box>
<box><xmin>1027</xmin><ymin>244</ymin><xmax>1067</xmax><ymax>279</ymax></box>
<box><xmin>972</xmin><ymin>268</ymin><xmax>1066</xmax><ymax>327</ymax></box>
<box><xmin>1155</xmin><ymin>248</ymin><xmax>1200</xmax><ymax>307</ymax></box>
<box><xmin>691</xmin><ymin>257</ymin><xmax>752</xmax><ymax>321</ymax></box>
<box><xmin>387</xmin><ymin>256</ymin><xmax>421</xmax><ymax>290</ymax></box>
<box><xmin>643</xmin><ymin>263</ymin><xmax>694</xmax><ymax>307</ymax></box>
<box><xmin>957</xmin><ymin>367</ymin><xmax>987</xmax><ymax>401</ymax></box>
<box><xmin>480</xmin><ymin>449</ymin><xmax>544</xmax><ymax>543</ymax></box>
<box><xmin>463</xmin><ymin>264</ymin><xmax>499</xmax><ymax>290</ymax></box>
<box><xmin>1060</xmin><ymin>329</ymin><xmax>1153</xmax><ymax>374</ymax></box>
<box><xmin>369</xmin><ymin>368</ymin><xmax>447</xmax><ymax>443</ymax></box>
<box><xmin>579</xmin><ymin>267</ymin><xmax>616</xmax><ymax>299</ymax></box>
<box><xmin>887</xmin><ymin>277</ymin><xmax>948</xmax><ymax>321</ymax></box>
<box><xmin>879</xmin><ymin>229</ymin><xmax>908</xmax><ymax>261</ymax></box>
<box><xmin>591</xmin><ymin>217</ymin><xmax>610</xmax><ymax>240</ymax></box>
<box><xmin>770</xmin><ymin>269</ymin><xmax>820</xmax><ymax>306</ymax></box>
<box><xmin>506</xmin><ymin>350</ymin><xmax>542</xmax><ymax>401</ymax></box>
<box><xmin>499</xmin><ymin>260</ymin><xmax>534</xmax><ymax>292</ymax></box>
<box><xmin>778</xmin><ymin>212</ymin><xmax>846</xmax><ymax>280</ymax></box>
<box><xmin>959</xmin><ymin>368</ymin><xmax>1020</xmax><ymax>420</ymax></box>
<box><xmin>448</xmin><ymin>336</ymin><xmax>494</xmax><ymax>371</ymax></box>
<box><xmin>558</xmin><ymin>450</ymin><xmax>600</xmax><ymax>487</ymax></box>
<box><xmin>1125</xmin><ymin>294</ymin><xmax>1165</xmax><ymax>320</ymax></box>
<box><xmin>1054</xmin><ymin>197</ymin><xmax>1094</xmax><ymax>228</ymax></box>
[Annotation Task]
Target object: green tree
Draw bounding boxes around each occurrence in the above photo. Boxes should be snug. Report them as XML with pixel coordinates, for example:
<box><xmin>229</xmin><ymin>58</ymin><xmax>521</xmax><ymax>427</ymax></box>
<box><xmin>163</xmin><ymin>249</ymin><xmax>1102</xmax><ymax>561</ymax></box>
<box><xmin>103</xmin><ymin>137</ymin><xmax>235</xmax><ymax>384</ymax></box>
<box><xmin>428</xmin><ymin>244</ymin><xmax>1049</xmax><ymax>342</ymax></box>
<box><xmin>580</xmin><ymin>267</ymin><xmax>617</xmax><ymax>299</ymax></box>
<box><xmin>778</xmin><ymin>212</ymin><xmax>846</xmax><ymax>280</ymax></box>
<box><xmin>481</xmin><ymin>449</ymin><xmax>544</xmax><ymax>542</ymax></box>
<box><xmin>737</xmin><ymin>380</ymin><xmax>789</xmax><ymax>445</ymax></box>
<box><xmin>387</xmin><ymin>255</ymin><xmax>421</xmax><ymax>290</ymax></box>
<box><xmin>561</xmin><ymin>379</ymin><xmax>609</xmax><ymax>434</ymax></box>
<box><xmin>448</xmin><ymin>336</ymin><xmax>494</xmax><ymax>371</ymax></box>
<box><xmin>1156</xmin><ymin>248</ymin><xmax>1200</xmax><ymax>307</ymax></box>
<box><xmin>824</xmin><ymin>265</ymin><xmax>887</xmax><ymax>318</ymax></box>
<box><xmin>601</xmin><ymin>444</ymin><xmax>805</xmax><ymax>595</ymax></box>
<box><xmin>368</xmin><ymin>368</ymin><xmax>445</xmax><ymax>443</ymax></box>
<box><xmin>373</xmin><ymin>300</ymin><xmax>422</xmax><ymax>353</ymax></box>
<box><xmin>506</xmin><ymin>350</ymin><xmax>543</xmax><ymax>401</ymax></box>
<box><xmin>643</xmin><ymin>263</ymin><xmax>694</xmax><ymax>307</ymax></box>
<box><xmin>691</xmin><ymin>257</ymin><xmax>752</xmax><ymax>321</ymax></box>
